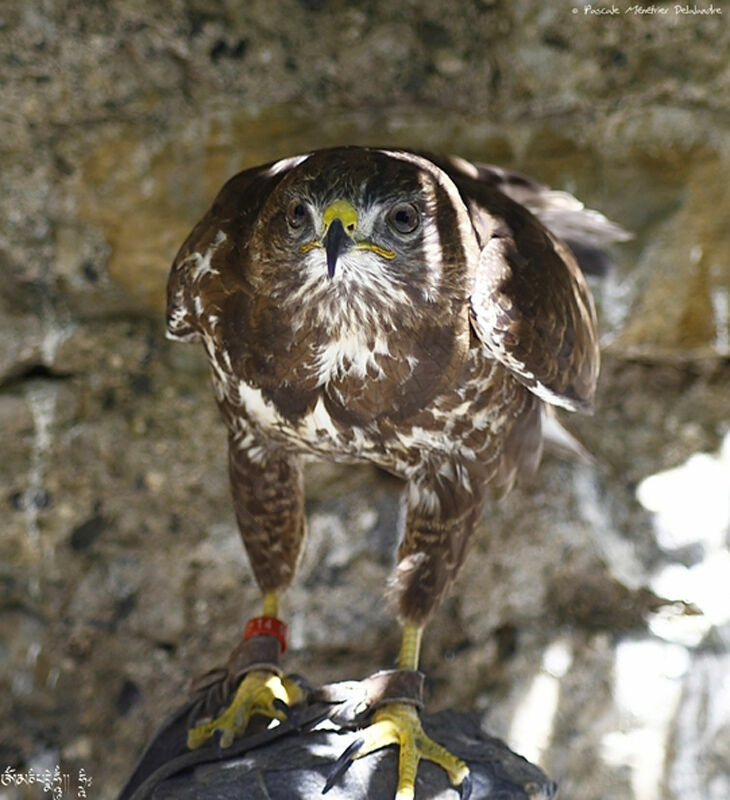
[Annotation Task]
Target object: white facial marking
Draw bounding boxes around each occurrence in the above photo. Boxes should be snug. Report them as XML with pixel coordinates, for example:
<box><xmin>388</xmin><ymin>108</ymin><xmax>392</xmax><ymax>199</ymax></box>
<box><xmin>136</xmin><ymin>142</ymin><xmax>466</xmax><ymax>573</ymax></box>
<box><xmin>285</xmin><ymin>246</ymin><xmax>414</xmax><ymax>337</ymax></box>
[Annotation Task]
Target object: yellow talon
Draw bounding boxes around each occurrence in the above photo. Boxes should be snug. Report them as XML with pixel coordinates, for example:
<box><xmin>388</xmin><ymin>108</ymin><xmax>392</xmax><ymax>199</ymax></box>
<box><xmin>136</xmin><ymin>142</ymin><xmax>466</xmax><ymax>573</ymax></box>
<box><xmin>187</xmin><ymin>669</ymin><xmax>304</xmax><ymax>749</ymax></box>
<box><xmin>333</xmin><ymin>623</ymin><xmax>470</xmax><ymax>797</ymax></box>
<box><xmin>350</xmin><ymin>702</ymin><xmax>469</xmax><ymax>799</ymax></box>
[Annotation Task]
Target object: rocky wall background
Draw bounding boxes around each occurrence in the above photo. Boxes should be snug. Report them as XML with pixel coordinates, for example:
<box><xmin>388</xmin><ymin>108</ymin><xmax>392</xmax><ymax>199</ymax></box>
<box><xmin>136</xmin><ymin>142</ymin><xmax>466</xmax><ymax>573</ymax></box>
<box><xmin>1</xmin><ymin>1</ymin><xmax>729</xmax><ymax>798</ymax></box>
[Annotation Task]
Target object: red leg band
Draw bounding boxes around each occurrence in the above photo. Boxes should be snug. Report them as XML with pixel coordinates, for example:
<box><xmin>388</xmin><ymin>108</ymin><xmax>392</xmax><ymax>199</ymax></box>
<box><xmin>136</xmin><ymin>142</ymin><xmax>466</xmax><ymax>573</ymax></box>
<box><xmin>243</xmin><ymin>616</ymin><xmax>288</xmax><ymax>655</ymax></box>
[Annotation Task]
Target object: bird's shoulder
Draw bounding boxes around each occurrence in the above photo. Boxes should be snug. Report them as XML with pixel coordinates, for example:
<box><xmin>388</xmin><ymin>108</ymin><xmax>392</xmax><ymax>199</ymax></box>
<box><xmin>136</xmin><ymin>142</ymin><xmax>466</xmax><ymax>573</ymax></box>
<box><xmin>166</xmin><ymin>154</ymin><xmax>311</xmax><ymax>343</ymax></box>
<box><xmin>412</xmin><ymin>151</ymin><xmax>604</xmax><ymax>414</ymax></box>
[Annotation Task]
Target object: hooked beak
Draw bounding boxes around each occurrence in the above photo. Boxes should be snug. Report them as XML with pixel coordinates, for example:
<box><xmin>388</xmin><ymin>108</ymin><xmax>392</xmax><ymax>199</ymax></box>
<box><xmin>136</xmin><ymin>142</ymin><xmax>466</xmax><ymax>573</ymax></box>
<box><xmin>322</xmin><ymin>200</ymin><xmax>358</xmax><ymax>278</ymax></box>
<box><xmin>324</xmin><ymin>218</ymin><xmax>349</xmax><ymax>278</ymax></box>
<box><xmin>302</xmin><ymin>199</ymin><xmax>395</xmax><ymax>277</ymax></box>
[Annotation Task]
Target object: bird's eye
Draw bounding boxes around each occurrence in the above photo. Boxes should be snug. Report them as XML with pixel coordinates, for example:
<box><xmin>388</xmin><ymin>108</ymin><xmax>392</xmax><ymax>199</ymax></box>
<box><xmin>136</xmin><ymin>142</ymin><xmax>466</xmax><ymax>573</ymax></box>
<box><xmin>287</xmin><ymin>199</ymin><xmax>308</xmax><ymax>229</ymax></box>
<box><xmin>387</xmin><ymin>202</ymin><xmax>420</xmax><ymax>235</ymax></box>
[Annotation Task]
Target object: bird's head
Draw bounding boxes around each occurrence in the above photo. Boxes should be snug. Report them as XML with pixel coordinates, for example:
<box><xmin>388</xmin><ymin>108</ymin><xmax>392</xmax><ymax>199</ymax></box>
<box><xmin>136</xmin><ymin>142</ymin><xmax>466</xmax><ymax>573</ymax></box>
<box><xmin>249</xmin><ymin>148</ymin><xmax>477</xmax><ymax>323</ymax></box>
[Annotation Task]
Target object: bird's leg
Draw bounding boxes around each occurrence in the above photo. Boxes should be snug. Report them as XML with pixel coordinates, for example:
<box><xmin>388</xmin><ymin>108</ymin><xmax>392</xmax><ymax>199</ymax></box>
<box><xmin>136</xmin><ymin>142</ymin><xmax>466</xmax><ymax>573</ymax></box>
<box><xmin>326</xmin><ymin>476</ymin><xmax>481</xmax><ymax>797</ymax></box>
<box><xmin>261</xmin><ymin>590</ymin><xmax>279</xmax><ymax>618</ymax></box>
<box><xmin>397</xmin><ymin>623</ymin><xmax>422</xmax><ymax>670</ymax></box>
<box><xmin>187</xmin><ymin>589</ymin><xmax>305</xmax><ymax>748</ymax></box>
<box><xmin>325</xmin><ymin>622</ymin><xmax>469</xmax><ymax>798</ymax></box>
<box><xmin>187</xmin><ymin>438</ymin><xmax>308</xmax><ymax>749</ymax></box>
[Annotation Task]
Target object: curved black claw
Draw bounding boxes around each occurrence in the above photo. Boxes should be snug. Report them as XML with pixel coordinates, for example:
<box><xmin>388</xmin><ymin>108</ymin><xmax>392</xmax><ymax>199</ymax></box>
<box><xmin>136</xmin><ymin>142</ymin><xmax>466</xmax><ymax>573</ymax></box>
<box><xmin>322</xmin><ymin>736</ymin><xmax>365</xmax><ymax>794</ymax></box>
<box><xmin>272</xmin><ymin>697</ymin><xmax>311</xmax><ymax>732</ymax></box>
<box><xmin>211</xmin><ymin>728</ymin><xmax>226</xmax><ymax>756</ymax></box>
<box><xmin>459</xmin><ymin>773</ymin><xmax>473</xmax><ymax>800</ymax></box>
<box><xmin>185</xmin><ymin>698</ymin><xmax>206</xmax><ymax>731</ymax></box>
<box><xmin>272</xmin><ymin>697</ymin><xmax>292</xmax><ymax>718</ymax></box>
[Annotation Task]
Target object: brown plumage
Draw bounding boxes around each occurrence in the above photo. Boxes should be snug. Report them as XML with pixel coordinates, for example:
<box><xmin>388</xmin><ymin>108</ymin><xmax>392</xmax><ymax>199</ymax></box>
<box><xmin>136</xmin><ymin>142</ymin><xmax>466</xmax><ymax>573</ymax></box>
<box><xmin>167</xmin><ymin>147</ymin><xmax>626</xmax><ymax>626</ymax></box>
<box><xmin>166</xmin><ymin>147</ymin><xmax>632</xmax><ymax>794</ymax></box>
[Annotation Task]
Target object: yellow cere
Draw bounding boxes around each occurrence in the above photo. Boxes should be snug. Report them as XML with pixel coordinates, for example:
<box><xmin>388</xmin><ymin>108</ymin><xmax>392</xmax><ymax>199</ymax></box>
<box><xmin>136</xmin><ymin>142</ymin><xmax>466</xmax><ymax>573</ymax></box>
<box><xmin>322</xmin><ymin>199</ymin><xmax>358</xmax><ymax>233</ymax></box>
<box><xmin>298</xmin><ymin>199</ymin><xmax>396</xmax><ymax>259</ymax></box>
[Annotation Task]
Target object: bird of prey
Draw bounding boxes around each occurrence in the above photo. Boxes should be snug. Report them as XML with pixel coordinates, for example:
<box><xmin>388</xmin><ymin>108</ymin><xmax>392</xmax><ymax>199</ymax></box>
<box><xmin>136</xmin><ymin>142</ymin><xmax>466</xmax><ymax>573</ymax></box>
<box><xmin>166</xmin><ymin>146</ymin><xmax>627</xmax><ymax>798</ymax></box>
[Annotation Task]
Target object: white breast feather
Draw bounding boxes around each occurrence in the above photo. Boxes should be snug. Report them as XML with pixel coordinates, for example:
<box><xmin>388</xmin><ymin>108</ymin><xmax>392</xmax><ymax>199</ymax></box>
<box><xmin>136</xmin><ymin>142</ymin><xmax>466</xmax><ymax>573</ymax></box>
<box><xmin>237</xmin><ymin>381</ymin><xmax>282</xmax><ymax>428</ymax></box>
<box><xmin>298</xmin><ymin>397</ymin><xmax>344</xmax><ymax>441</ymax></box>
<box><xmin>314</xmin><ymin>332</ymin><xmax>389</xmax><ymax>383</ymax></box>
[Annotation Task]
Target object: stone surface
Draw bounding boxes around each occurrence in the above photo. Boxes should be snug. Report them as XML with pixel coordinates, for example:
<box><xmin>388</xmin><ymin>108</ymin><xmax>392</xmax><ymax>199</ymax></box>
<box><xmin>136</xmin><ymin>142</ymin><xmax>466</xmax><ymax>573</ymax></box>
<box><xmin>1</xmin><ymin>3</ymin><xmax>729</xmax><ymax>800</ymax></box>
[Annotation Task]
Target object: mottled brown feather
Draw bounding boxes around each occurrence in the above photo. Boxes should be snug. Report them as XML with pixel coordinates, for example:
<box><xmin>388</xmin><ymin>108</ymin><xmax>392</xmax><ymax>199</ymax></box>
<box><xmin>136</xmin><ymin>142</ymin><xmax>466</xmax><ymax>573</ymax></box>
<box><xmin>426</xmin><ymin>154</ymin><xmax>600</xmax><ymax>412</ymax></box>
<box><xmin>166</xmin><ymin>146</ymin><xmax>625</xmax><ymax>627</ymax></box>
